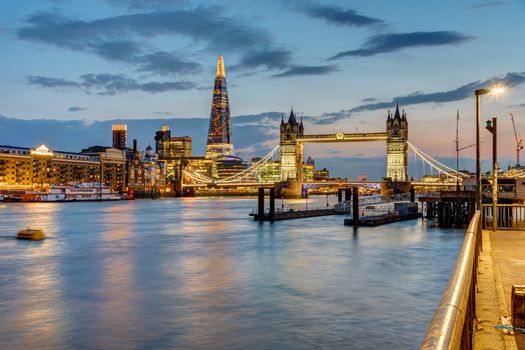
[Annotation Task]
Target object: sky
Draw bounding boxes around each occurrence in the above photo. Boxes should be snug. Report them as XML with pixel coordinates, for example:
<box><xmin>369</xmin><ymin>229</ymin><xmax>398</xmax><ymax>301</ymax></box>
<box><xmin>1</xmin><ymin>0</ymin><xmax>525</xmax><ymax>178</ymax></box>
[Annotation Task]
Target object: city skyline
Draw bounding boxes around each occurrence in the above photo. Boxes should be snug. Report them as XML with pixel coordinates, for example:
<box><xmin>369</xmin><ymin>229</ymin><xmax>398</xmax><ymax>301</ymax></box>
<box><xmin>1</xmin><ymin>0</ymin><xmax>525</xmax><ymax>168</ymax></box>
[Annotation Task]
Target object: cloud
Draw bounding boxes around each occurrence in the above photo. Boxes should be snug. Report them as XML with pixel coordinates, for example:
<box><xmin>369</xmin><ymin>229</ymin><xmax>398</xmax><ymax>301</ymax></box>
<box><xmin>470</xmin><ymin>1</ymin><xmax>508</xmax><ymax>9</ymax></box>
<box><xmin>306</xmin><ymin>71</ymin><xmax>525</xmax><ymax>125</ymax></box>
<box><xmin>236</xmin><ymin>49</ymin><xmax>293</xmax><ymax>71</ymax></box>
<box><xmin>27</xmin><ymin>73</ymin><xmax>197</xmax><ymax>95</ymax></box>
<box><xmin>348</xmin><ymin>71</ymin><xmax>525</xmax><ymax>112</ymax></box>
<box><xmin>301</xmin><ymin>4</ymin><xmax>383</xmax><ymax>27</ymax></box>
<box><xmin>137</xmin><ymin>51</ymin><xmax>201</xmax><ymax>75</ymax></box>
<box><xmin>102</xmin><ymin>0</ymin><xmax>187</xmax><ymax>10</ymax></box>
<box><xmin>17</xmin><ymin>8</ymin><xmax>273</xmax><ymax>75</ymax></box>
<box><xmin>67</xmin><ymin>106</ymin><xmax>87</xmax><ymax>112</ymax></box>
<box><xmin>330</xmin><ymin>31</ymin><xmax>473</xmax><ymax>59</ymax></box>
<box><xmin>272</xmin><ymin>64</ymin><xmax>338</xmax><ymax>78</ymax></box>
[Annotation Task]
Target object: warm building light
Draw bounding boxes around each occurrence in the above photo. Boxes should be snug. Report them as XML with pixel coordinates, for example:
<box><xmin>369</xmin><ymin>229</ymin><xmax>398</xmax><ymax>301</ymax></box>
<box><xmin>30</xmin><ymin>144</ymin><xmax>54</xmax><ymax>156</ymax></box>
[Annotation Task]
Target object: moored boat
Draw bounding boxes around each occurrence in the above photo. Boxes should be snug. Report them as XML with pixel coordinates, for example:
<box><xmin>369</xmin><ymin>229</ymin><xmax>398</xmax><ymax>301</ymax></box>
<box><xmin>17</xmin><ymin>229</ymin><xmax>46</xmax><ymax>240</ymax></box>
<box><xmin>22</xmin><ymin>183</ymin><xmax>122</xmax><ymax>202</ymax></box>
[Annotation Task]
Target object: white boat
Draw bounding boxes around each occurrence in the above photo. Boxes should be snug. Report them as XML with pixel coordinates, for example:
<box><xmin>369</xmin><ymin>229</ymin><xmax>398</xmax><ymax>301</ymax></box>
<box><xmin>22</xmin><ymin>183</ymin><xmax>122</xmax><ymax>202</ymax></box>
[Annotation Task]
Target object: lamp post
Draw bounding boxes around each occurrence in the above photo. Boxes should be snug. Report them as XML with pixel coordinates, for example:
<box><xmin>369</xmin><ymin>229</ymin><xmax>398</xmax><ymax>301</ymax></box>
<box><xmin>475</xmin><ymin>86</ymin><xmax>505</xmax><ymax>211</ymax></box>
<box><xmin>486</xmin><ymin>117</ymin><xmax>497</xmax><ymax>231</ymax></box>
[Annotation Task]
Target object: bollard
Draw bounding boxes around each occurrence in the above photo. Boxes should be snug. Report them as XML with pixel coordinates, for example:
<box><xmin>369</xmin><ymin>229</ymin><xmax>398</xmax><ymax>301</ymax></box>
<box><xmin>352</xmin><ymin>187</ymin><xmax>359</xmax><ymax>224</ymax></box>
<box><xmin>269</xmin><ymin>187</ymin><xmax>275</xmax><ymax>222</ymax></box>
<box><xmin>338</xmin><ymin>189</ymin><xmax>343</xmax><ymax>203</ymax></box>
<box><xmin>258</xmin><ymin>187</ymin><xmax>265</xmax><ymax>222</ymax></box>
<box><xmin>512</xmin><ymin>285</ymin><xmax>525</xmax><ymax>328</ymax></box>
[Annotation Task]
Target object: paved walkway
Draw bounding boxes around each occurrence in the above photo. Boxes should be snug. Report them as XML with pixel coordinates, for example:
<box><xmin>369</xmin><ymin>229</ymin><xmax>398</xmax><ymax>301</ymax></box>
<box><xmin>475</xmin><ymin>230</ymin><xmax>525</xmax><ymax>350</ymax></box>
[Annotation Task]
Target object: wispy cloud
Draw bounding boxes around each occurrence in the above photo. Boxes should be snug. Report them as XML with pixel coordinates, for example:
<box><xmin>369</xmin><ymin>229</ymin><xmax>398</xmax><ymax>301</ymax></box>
<box><xmin>300</xmin><ymin>3</ymin><xmax>383</xmax><ymax>27</ymax></box>
<box><xmin>27</xmin><ymin>73</ymin><xmax>197</xmax><ymax>95</ymax></box>
<box><xmin>470</xmin><ymin>1</ymin><xmax>508</xmax><ymax>9</ymax></box>
<box><xmin>102</xmin><ymin>0</ymin><xmax>187</xmax><ymax>10</ymax></box>
<box><xmin>67</xmin><ymin>106</ymin><xmax>87</xmax><ymax>112</ymax></box>
<box><xmin>236</xmin><ymin>49</ymin><xmax>293</xmax><ymax>71</ymax></box>
<box><xmin>309</xmin><ymin>72</ymin><xmax>525</xmax><ymax>124</ymax></box>
<box><xmin>17</xmin><ymin>8</ymin><xmax>276</xmax><ymax>76</ymax></box>
<box><xmin>330</xmin><ymin>31</ymin><xmax>473</xmax><ymax>60</ymax></box>
<box><xmin>272</xmin><ymin>64</ymin><xmax>338</xmax><ymax>78</ymax></box>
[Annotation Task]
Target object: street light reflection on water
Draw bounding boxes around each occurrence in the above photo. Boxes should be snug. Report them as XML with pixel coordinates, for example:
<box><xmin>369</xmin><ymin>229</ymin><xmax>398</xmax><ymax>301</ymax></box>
<box><xmin>0</xmin><ymin>197</ymin><xmax>464</xmax><ymax>349</ymax></box>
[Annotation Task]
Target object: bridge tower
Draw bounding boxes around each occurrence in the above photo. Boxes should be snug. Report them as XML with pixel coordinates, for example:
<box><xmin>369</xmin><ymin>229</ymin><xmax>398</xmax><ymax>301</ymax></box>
<box><xmin>280</xmin><ymin>109</ymin><xmax>304</xmax><ymax>180</ymax></box>
<box><xmin>386</xmin><ymin>104</ymin><xmax>408</xmax><ymax>181</ymax></box>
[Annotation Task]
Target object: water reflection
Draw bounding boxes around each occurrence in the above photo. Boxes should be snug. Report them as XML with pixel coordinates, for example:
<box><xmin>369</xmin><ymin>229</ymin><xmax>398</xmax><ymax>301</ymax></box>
<box><xmin>2</xmin><ymin>203</ymin><xmax>66</xmax><ymax>349</ymax></box>
<box><xmin>0</xmin><ymin>198</ymin><xmax>464</xmax><ymax>349</ymax></box>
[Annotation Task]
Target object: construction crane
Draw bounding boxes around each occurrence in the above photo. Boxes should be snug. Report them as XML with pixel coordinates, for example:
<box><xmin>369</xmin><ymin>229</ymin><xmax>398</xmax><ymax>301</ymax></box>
<box><xmin>509</xmin><ymin>112</ymin><xmax>523</xmax><ymax>168</ymax></box>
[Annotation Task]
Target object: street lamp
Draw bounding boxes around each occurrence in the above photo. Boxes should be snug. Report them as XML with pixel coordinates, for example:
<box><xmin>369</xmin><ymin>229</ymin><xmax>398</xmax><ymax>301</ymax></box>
<box><xmin>475</xmin><ymin>85</ymin><xmax>505</xmax><ymax>211</ymax></box>
<box><xmin>486</xmin><ymin>118</ymin><xmax>498</xmax><ymax>231</ymax></box>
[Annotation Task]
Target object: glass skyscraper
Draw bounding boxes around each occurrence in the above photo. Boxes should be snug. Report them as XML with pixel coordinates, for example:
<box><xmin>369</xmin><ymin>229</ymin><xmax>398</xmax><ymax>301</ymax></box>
<box><xmin>205</xmin><ymin>56</ymin><xmax>234</xmax><ymax>159</ymax></box>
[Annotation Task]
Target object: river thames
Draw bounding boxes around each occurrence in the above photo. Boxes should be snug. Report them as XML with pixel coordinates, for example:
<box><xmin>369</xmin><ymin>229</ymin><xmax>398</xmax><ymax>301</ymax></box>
<box><xmin>0</xmin><ymin>197</ymin><xmax>464</xmax><ymax>349</ymax></box>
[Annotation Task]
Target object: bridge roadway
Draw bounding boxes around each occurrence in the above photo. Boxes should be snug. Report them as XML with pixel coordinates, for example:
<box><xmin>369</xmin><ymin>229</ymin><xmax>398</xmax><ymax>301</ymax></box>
<box><xmin>296</xmin><ymin>132</ymin><xmax>387</xmax><ymax>143</ymax></box>
<box><xmin>182</xmin><ymin>180</ymin><xmax>459</xmax><ymax>188</ymax></box>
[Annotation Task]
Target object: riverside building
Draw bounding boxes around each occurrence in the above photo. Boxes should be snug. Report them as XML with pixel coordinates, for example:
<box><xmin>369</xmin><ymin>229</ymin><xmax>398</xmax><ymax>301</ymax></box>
<box><xmin>0</xmin><ymin>144</ymin><xmax>126</xmax><ymax>191</ymax></box>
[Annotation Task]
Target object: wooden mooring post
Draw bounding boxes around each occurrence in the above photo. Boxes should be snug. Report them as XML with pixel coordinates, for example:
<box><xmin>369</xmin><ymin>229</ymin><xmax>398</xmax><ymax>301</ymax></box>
<box><xmin>352</xmin><ymin>187</ymin><xmax>359</xmax><ymax>224</ymax></box>
<box><xmin>269</xmin><ymin>187</ymin><xmax>275</xmax><ymax>222</ymax></box>
<box><xmin>257</xmin><ymin>187</ymin><xmax>276</xmax><ymax>222</ymax></box>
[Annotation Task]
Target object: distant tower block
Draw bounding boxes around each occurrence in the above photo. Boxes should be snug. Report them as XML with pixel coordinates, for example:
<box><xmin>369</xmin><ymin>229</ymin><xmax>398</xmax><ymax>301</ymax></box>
<box><xmin>112</xmin><ymin>124</ymin><xmax>127</xmax><ymax>150</ymax></box>
<box><xmin>206</xmin><ymin>56</ymin><xmax>234</xmax><ymax>159</ymax></box>
<box><xmin>279</xmin><ymin>108</ymin><xmax>304</xmax><ymax>180</ymax></box>
<box><xmin>386</xmin><ymin>103</ymin><xmax>408</xmax><ymax>181</ymax></box>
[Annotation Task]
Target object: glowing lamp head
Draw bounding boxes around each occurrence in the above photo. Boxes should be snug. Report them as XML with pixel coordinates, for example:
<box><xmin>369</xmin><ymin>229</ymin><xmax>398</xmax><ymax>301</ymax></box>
<box><xmin>490</xmin><ymin>85</ymin><xmax>505</xmax><ymax>96</ymax></box>
<box><xmin>475</xmin><ymin>85</ymin><xmax>506</xmax><ymax>96</ymax></box>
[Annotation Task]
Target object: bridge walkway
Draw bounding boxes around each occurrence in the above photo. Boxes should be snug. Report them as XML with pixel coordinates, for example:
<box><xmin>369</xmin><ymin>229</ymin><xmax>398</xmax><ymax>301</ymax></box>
<box><xmin>475</xmin><ymin>230</ymin><xmax>525</xmax><ymax>349</ymax></box>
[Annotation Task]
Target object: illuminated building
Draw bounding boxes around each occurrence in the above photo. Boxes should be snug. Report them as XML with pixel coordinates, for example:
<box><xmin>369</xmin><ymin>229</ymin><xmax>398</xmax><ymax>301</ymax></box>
<box><xmin>386</xmin><ymin>104</ymin><xmax>408</xmax><ymax>181</ymax></box>
<box><xmin>112</xmin><ymin>124</ymin><xmax>127</xmax><ymax>150</ymax></box>
<box><xmin>303</xmin><ymin>156</ymin><xmax>315</xmax><ymax>182</ymax></box>
<box><xmin>155</xmin><ymin>125</ymin><xmax>191</xmax><ymax>160</ymax></box>
<box><xmin>185</xmin><ymin>157</ymin><xmax>216</xmax><ymax>178</ymax></box>
<box><xmin>215</xmin><ymin>155</ymin><xmax>249</xmax><ymax>179</ymax></box>
<box><xmin>206</xmin><ymin>56</ymin><xmax>234</xmax><ymax>159</ymax></box>
<box><xmin>126</xmin><ymin>140</ymin><xmax>145</xmax><ymax>188</ymax></box>
<box><xmin>0</xmin><ymin>144</ymin><xmax>101</xmax><ymax>189</ymax></box>
<box><xmin>100</xmin><ymin>148</ymin><xmax>127</xmax><ymax>191</ymax></box>
<box><xmin>143</xmin><ymin>145</ymin><xmax>165</xmax><ymax>189</ymax></box>
<box><xmin>155</xmin><ymin>125</ymin><xmax>171</xmax><ymax>159</ymax></box>
<box><xmin>314</xmin><ymin>168</ymin><xmax>330</xmax><ymax>181</ymax></box>
<box><xmin>251</xmin><ymin>157</ymin><xmax>281</xmax><ymax>182</ymax></box>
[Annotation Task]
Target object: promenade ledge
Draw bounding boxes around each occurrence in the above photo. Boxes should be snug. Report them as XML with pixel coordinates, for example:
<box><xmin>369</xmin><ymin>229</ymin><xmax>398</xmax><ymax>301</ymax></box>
<box><xmin>421</xmin><ymin>206</ymin><xmax>525</xmax><ymax>350</ymax></box>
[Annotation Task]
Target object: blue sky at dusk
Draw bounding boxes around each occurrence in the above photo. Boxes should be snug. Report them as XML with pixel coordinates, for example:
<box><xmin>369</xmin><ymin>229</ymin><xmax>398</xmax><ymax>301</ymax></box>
<box><xmin>1</xmin><ymin>0</ymin><xmax>525</xmax><ymax>178</ymax></box>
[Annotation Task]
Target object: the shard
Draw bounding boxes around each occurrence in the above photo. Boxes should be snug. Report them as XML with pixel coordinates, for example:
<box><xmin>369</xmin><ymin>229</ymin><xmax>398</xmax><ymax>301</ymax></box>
<box><xmin>205</xmin><ymin>56</ymin><xmax>234</xmax><ymax>159</ymax></box>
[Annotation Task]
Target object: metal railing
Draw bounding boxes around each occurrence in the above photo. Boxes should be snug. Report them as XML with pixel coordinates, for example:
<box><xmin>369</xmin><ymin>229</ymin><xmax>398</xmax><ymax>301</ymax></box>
<box><xmin>481</xmin><ymin>204</ymin><xmax>525</xmax><ymax>230</ymax></box>
<box><xmin>420</xmin><ymin>211</ymin><xmax>481</xmax><ymax>350</ymax></box>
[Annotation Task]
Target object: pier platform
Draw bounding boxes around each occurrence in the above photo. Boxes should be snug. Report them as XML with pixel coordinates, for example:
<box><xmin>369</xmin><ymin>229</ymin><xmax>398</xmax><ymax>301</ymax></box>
<box><xmin>475</xmin><ymin>229</ymin><xmax>525</xmax><ymax>349</ymax></box>
<box><xmin>343</xmin><ymin>212</ymin><xmax>421</xmax><ymax>226</ymax></box>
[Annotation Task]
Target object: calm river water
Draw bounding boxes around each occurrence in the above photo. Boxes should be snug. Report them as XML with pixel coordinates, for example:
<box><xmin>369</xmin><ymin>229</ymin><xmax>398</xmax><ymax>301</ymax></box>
<box><xmin>0</xmin><ymin>197</ymin><xmax>464</xmax><ymax>349</ymax></box>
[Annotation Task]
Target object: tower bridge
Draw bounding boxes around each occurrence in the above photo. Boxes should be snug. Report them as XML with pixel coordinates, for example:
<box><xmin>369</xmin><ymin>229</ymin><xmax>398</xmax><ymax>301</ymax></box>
<box><xmin>176</xmin><ymin>102</ymin><xmax>471</xmax><ymax>194</ymax></box>
<box><xmin>279</xmin><ymin>105</ymin><xmax>408</xmax><ymax>182</ymax></box>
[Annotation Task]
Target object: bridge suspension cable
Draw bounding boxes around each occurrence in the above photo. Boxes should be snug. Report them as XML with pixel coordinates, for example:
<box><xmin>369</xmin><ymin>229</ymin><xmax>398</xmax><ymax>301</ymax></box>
<box><xmin>407</xmin><ymin>141</ymin><xmax>469</xmax><ymax>180</ymax></box>
<box><xmin>219</xmin><ymin>145</ymin><xmax>281</xmax><ymax>183</ymax></box>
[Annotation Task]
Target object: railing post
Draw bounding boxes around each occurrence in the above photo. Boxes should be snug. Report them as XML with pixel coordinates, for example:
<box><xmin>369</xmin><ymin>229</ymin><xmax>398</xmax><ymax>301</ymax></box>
<box><xmin>258</xmin><ymin>187</ymin><xmax>264</xmax><ymax>222</ymax></box>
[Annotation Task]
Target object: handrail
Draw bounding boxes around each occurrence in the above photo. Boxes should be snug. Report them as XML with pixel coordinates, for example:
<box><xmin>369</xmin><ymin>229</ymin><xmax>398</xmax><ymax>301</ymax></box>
<box><xmin>420</xmin><ymin>210</ymin><xmax>481</xmax><ymax>350</ymax></box>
